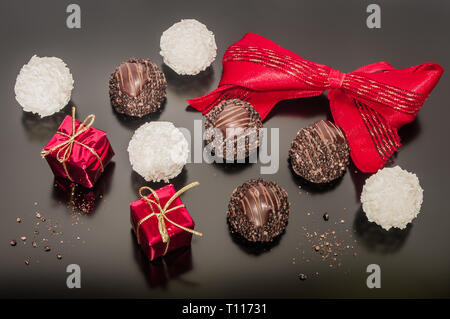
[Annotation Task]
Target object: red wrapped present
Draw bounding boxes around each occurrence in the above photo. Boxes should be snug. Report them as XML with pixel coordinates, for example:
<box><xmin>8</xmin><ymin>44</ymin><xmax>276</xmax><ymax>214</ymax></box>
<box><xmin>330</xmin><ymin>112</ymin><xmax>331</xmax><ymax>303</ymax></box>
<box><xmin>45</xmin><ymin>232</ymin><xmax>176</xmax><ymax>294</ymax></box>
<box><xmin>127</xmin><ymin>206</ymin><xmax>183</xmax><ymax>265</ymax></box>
<box><xmin>130</xmin><ymin>182</ymin><xmax>202</xmax><ymax>261</ymax></box>
<box><xmin>41</xmin><ymin>107</ymin><xmax>114</xmax><ymax>188</ymax></box>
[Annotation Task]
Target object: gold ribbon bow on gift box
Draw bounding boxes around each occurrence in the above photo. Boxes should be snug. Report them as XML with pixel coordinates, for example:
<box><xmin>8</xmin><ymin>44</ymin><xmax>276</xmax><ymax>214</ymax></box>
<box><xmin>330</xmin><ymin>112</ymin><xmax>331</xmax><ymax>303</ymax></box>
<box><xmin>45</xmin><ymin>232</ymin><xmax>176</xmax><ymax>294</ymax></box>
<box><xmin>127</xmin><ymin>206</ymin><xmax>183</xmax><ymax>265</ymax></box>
<box><xmin>136</xmin><ymin>182</ymin><xmax>203</xmax><ymax>256</ymax></box>
<box><xmin>40</xmin><ymin>107</ymin><xmax>104</xmax><ymax>182</ymax></box>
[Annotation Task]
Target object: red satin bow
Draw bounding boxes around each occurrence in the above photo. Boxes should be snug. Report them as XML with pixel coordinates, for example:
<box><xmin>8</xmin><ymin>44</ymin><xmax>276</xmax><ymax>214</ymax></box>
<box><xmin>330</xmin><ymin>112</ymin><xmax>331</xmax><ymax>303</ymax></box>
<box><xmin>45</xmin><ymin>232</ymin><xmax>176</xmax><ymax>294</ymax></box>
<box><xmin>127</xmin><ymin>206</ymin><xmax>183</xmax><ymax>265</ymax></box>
<box><xmin>187</xmin><ymin>33</ymin><xmax>443</xmax><ymax>173</ymax></box>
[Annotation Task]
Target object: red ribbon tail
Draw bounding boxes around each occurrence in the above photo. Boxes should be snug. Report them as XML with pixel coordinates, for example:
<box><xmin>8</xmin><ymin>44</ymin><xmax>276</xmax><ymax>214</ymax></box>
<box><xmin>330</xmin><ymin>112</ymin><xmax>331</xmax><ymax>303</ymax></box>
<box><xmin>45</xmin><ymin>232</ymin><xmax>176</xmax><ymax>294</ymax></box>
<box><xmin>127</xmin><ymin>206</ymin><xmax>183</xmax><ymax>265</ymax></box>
<box><xmin>330</xmin><ymin>90</ymin><xmax>402</xmax><ymax>173</ymax></box>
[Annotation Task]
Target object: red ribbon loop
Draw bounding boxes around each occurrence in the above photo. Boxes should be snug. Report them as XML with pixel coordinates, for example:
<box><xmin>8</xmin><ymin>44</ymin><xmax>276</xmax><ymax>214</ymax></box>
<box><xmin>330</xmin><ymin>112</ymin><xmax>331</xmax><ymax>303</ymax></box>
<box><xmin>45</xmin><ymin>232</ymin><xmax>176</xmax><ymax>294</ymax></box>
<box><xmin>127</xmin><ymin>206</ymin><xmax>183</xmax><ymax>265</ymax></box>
<box><xmin>187</xmin><ymin>33</ymin><xmax>443</xmax><ymax>173</ymax></box>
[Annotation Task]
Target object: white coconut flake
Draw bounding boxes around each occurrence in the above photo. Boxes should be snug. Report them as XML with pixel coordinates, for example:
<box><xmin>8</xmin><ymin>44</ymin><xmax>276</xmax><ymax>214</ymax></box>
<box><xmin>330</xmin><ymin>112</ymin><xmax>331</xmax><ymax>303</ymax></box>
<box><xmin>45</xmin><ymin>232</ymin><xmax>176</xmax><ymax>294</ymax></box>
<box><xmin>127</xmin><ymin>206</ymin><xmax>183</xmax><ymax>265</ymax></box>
<box><xmin>160</xmin><ymin>19</ymin><xmax>217</xmax><ymax>75</ymax></box>
<box><xmin>361</xmin><ymin>166</ymin><xmax>423</xmax><ymax>231</ymax></box>
<box><xmin>128</xmin><ymin>121</ymin><xmax>189</xmax><ymax>182</ymax></box>
<box><xmin>14</xmin><ymin>55</ymin><xmax>74</xmax><ymax>117</ymax></box>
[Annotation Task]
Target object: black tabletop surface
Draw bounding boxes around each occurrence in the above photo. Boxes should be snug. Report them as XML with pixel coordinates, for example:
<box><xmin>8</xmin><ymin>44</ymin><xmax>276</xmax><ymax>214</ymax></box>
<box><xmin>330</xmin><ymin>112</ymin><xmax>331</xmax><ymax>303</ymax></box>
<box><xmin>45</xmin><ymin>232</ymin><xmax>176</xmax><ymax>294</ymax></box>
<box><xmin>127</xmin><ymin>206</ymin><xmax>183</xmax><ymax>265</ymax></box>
<box><xmin>0</xmin><ymin>0</ymin><xmax>449</xmax><ymax>299</ymax></box>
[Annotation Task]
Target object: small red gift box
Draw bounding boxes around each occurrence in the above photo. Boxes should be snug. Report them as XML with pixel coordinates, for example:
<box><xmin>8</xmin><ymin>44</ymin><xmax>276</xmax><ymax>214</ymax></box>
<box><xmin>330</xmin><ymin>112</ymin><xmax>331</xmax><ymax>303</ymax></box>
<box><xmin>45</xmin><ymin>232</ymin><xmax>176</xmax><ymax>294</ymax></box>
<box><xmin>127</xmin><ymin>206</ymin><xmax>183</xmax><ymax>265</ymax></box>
<box><xmin>41</xmin><ymin>107</ymin><xmax>114</xmax><ymax>189</ymax></box>
<box><xmin>130</xmin><ymin>183</ymin><xmax>201</xmax><ymax>261</ymax></box>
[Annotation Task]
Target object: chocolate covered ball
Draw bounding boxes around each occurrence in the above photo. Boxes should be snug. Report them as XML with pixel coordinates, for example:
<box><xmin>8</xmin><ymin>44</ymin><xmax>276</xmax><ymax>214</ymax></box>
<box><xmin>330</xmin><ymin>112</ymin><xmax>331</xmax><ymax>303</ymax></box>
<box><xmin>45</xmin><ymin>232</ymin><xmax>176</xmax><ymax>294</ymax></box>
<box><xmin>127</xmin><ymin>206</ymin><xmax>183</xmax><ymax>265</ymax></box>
<box><xmin>204</xmin><ymin>99</ymin><xmax>262</xmax><ymax>161</ymax></box>
<box><xmin>227</xmin><ymin>179</ymin><xmax>289</xmax><ymax>242</ymax></box>
<box><xmin>109</xmin><ymin>58</ymin><xmax>167</xmax><ymax>117</ymax></box>
<box><xmin>289</xmin><ymin>120</ymin><xmax>350</xmax><ymax>183</ymax></box>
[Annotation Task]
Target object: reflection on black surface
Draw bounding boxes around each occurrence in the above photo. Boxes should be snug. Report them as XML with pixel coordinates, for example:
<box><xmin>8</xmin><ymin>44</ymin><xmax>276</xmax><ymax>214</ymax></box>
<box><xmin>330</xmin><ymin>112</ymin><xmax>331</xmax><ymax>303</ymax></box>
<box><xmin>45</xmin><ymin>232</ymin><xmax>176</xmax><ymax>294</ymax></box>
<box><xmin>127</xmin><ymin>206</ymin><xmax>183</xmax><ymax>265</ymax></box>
<box><xmin>348</xmin><ymin>162</ymin><xmax>372</xmax><ymax>202</ymax></box>
<box><xmin>211</xmin><ymin>159</ymin><xmax>255</xmax><ymax>175</ymax></box>
<box><xmin>398</xmin><ymin>117</ymin><xmax>421</xmax><ymax>145</ymax></box>
<box><xmin>21</xmin><ymin>103</ymin><xmax>72</xmax><ymax>143</ymax></box>
<box><xmin>112</xmin><ymin>102</ymin><xmax>164</xmax><ymax>131</ymax></box>
<box><xmin>51</xmin><ymin>162</ymin><xmax>115</xmax><ymax>214</ymax></box>
<box><xmin>228</xmin><ymin>220</ymin><xmax>283</xmax><ymax>256</ymax></box>
<box><xmin>130</xmin><ymin>169</ymin><xmax>188</xmax><ymax>195</ymax></box>
<box><xmin>288</xmin><ymin>159</ymin><xmax>344</xmax><ymax>194</ymax></box>
<box><xmin>163</xmin><ymin>64</ymin><xmax>215</xmax><ymax>98</ymax></box>
<box><xmin>265</xmin><ymin>95</ymin><xmax>331</xmax><ymax>121</ymax></box>
<box><xmin>131</xmin><ymin>231</ymin><xmax>194</xmax><ymax>288</ymax></box>
<box><xmin>353</xmin><ymin>207</ymin><xmax>411</xmax><ymax>254</ymax></box>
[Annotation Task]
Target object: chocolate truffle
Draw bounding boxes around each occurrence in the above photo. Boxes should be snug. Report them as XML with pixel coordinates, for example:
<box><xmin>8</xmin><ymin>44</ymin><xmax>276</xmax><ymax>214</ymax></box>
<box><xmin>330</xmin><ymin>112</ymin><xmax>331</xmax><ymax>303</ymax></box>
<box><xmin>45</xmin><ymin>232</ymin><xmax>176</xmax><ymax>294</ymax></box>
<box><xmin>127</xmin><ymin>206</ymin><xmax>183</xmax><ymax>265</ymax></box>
<box><xmin>109</xmin><ymin>58</ymin><xmax>167</xmax><ymax>117</ymax></box>
<box><xmin>227</xmin><ymin>179</ymin><xmax>289</xmax><ymax>242</ymax></box>
<box><xmin>204</xmin><ymin>99</ymin><xmax>262</xmax><ymax>161</ymax></box>
<box><xmin>289</xmin><ymin>120</ymin><xmax>349</xmax><ymax>183</ymax></box>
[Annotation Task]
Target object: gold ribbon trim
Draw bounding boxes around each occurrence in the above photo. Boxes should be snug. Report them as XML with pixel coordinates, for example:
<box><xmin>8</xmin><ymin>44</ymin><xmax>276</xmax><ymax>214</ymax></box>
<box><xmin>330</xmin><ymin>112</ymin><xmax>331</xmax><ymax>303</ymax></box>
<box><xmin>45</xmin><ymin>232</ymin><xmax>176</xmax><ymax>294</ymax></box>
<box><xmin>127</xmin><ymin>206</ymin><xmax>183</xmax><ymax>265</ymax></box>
<box><xmin>136</xmin><ymin>182</ymin><xmax>203</xmax><ymax>256</ymax></box>
<box><xmin>41</xmin><ymin>107</ymin><xmax>104</xmax><ymax>182</ymax></box>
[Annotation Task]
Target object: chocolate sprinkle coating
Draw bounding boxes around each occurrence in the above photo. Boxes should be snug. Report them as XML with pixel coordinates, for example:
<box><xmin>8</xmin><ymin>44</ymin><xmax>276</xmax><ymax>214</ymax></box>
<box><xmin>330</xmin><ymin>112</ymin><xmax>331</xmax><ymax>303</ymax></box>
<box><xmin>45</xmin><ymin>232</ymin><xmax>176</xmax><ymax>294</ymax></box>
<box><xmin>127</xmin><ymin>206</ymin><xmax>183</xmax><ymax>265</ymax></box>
<box><xmin>289</xmin><ymin>120</ymin><xmax>350</xmax><ymax>183</ymax></box>
<box><xmin>109</xmin><ymin>58</ymin><xmax>167</xmax><ymax>117</ymax></box>
<box><xmin>204</xmin><ymin>99</ymin><xmax>262</xmax><ymax>161</ymax></box>
<box><xmin>227</xmin><ymin>179</ymin><xmax>289</xmax><ymax>242</ymax></box>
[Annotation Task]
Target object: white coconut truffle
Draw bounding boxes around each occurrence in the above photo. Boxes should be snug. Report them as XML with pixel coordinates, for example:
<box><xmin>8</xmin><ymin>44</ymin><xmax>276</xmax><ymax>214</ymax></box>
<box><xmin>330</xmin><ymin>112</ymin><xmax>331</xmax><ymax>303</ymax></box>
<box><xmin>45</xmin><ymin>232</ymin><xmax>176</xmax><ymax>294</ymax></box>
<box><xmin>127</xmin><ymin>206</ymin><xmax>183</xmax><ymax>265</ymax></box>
<box><xmin>14</xmin><ymin>55</ymin><xmax>74</xmax><ymax>117</ymax></box>
<box><xmin>361</xmin><ymin>166</ymin><xmax>423</xmax><ymax>231</ymax></box>
<box><xmin>160</xmin><ymin>19</ymin><xmax>217</xmax><ymax>75</ymax></box>
<box><xmin>128</xmin><ymin>121</ymin><xmax>189</xmax><ymax>182</ymax></box>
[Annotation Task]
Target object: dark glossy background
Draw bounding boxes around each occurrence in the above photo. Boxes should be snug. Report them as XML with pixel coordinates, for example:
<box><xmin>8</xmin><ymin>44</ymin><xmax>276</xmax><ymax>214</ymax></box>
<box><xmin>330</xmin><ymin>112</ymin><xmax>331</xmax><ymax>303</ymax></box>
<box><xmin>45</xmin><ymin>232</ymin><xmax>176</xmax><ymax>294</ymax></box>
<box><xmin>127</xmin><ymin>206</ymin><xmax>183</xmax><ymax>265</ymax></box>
<box><xmin>0</xmin><ymin>0</ymin><xmax>449</xmax><ymax>298</ymax></box>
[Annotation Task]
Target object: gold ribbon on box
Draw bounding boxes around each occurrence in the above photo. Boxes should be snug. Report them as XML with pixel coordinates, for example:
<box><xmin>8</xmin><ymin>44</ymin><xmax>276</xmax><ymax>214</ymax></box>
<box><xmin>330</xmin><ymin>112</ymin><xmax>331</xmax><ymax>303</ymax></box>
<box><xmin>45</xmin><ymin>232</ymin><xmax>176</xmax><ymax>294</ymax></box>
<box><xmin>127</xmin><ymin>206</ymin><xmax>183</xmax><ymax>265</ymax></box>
<box><xmin>136</xmin><ymin>182</ymin><xmax>203</xmax><ymax>256</ymax></box>
<box><xmin>40</xmin><ymin>107</ymin><xmax>104</xmax><ymax>182</ymax></box>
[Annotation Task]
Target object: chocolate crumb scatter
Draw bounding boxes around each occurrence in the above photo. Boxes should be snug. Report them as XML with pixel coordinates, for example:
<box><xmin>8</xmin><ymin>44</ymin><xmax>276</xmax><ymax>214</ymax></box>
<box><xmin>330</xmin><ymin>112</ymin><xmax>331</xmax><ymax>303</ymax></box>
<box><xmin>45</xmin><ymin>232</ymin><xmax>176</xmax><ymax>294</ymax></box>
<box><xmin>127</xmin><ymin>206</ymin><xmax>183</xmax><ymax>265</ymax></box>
<box><xmin>295</xmin><ymin>209</ymin><xmax>359</xmax><ymax>279</ymax></box>
<box><xmin>12</xmin><ymin>198</ymin><xmax>95</xmax><ymax>266</ymax></box>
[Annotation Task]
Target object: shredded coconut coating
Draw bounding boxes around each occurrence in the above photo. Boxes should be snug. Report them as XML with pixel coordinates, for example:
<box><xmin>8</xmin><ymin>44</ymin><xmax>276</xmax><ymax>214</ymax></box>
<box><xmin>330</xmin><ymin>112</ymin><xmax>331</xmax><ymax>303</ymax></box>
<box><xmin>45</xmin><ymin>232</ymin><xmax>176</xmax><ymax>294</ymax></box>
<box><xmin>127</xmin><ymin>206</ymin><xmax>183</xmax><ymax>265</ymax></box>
<box><xmin>160</xmin><ymin>19</ymin><xmax>217</xmax><ymax>75</ymax></box>
<box><xmin>128</xmin><ymin>122</ymin><xmax>189</xmax><ymax>182</ymax></box>
<box><xmin>14</xmin><ymin>55</ymin><xmax>74</xmax><ymax>117</ymax></box>
<box><xmin>361</xmin><ymin>166</ymin><xmax>423</xmax><ymax>230</ymax></box>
